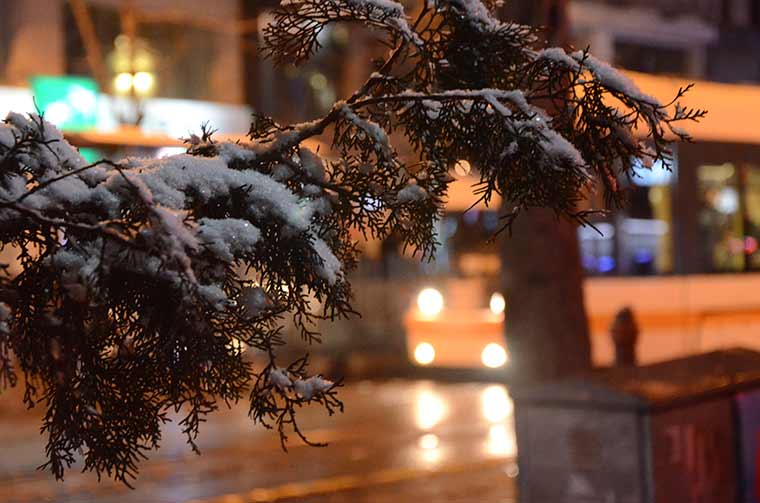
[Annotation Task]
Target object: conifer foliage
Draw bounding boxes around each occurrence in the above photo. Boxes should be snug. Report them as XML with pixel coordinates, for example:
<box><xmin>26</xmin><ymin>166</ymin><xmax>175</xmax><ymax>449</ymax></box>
<box><xmin>0</xmin><ymin>0</ymin><xmax>702</xmax><ymax>484</ymax></box>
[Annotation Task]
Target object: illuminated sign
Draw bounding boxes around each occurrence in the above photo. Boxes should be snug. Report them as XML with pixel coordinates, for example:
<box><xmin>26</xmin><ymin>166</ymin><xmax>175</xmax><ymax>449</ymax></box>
<box><xmin>30</xmin><ymin>76</ymin><xmax>98</xmax><ymax>131</ymax></box>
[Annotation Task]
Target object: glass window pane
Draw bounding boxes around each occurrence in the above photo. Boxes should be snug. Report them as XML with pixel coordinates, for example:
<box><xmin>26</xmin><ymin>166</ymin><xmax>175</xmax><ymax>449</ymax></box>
<box><xmin>743</xmin><ymin>165</ymin><xmax>760</xmax><ymax>270</ymax></box>
<box><xmin>579</xmin><ymin>160</ymin><xmax>674</xmax><ymax>277</ymax></box>
<box><xmin>618</xmin><ymin>185</ymin><xmax>673</xmax><ymax>275</ymax></box>
<box><xmin>697</xmin><ymin>163</ymin><xmax>744</xmax><ymax>272</ymax></box>
<box><xmin>579</xmin><ymin>221</ymin><xmax>617</xmax><ymax>275</ymax></box>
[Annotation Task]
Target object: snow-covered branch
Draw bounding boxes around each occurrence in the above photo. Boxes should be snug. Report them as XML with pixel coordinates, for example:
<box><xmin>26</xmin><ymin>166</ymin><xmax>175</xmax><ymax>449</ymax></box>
<box><xmin>0</xmin><ymin>109</ymin><xmax>432</xmax><ymax>483</ymax></box>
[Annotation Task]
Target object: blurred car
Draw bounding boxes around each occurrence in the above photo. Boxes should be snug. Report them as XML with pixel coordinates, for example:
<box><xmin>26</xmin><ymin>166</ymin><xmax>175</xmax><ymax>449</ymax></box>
<box><xmin>404</xmin><ymin>279</ymin><xmax>509</xmax><ymax>370</ymax></box>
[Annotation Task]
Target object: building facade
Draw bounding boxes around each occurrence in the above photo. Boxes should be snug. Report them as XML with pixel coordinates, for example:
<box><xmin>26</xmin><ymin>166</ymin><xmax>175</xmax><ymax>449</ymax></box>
<box><xmin>569</xmin><ymin>0</ymin><xmax>760</xmax><ymax>83</ymax></box>
<box><xmin>0</xmin><ymin>0</ymin><xmax>251</xmax><ymax>156</ymax></box>
<box><xmin>0</xmin><ymin>0</ymin><xmax>245</xmax><ymax>103</ymax></box>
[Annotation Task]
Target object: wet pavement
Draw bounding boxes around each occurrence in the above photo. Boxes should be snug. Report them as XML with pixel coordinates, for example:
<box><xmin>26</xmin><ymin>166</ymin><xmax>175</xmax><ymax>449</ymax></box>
<box><xmin>0</xmin><ymin>380</ymin><xmax>517</xmax><ymax>503</ymax></box>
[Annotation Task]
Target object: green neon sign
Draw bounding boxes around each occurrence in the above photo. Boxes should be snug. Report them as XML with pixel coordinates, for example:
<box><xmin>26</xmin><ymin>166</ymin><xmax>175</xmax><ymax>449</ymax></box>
<box><xmin>31</xmin><ymin>76</ymin><xmax>99</xmax><ymax>132</ymax></box>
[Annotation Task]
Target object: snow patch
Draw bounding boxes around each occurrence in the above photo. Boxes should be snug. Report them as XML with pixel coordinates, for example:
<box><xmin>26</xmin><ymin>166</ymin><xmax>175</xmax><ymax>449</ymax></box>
<box><xmin>397</xmin><ymin>184</ymin><xmax>429</xmax><ymax>203</ymax></box>
<box><xmin>270</xmin><ymin>368</ymin><xmax>293</xmax><ymax>390</ymax></box>
<box><xmin>312</xmin><ymin>238</ymin><xmax>342</xmax><ymax>285</ymax></box>
<box><xmin>294</xmin><ymin>376</ymin><xmax>334</xmax><ymax>400</ymax></box>
<box><xmin>197</xmin><ymin>218</ymin><xmax>261</xmax><ymax>262</ymax></box>
<box><xmin>572</xmin><ymin>52</ymin><xmax>661</xmax><ymax>106</ymax></box>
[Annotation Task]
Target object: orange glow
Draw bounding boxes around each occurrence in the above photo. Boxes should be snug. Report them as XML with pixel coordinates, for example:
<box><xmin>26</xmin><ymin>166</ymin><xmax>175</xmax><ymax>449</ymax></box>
<box><xmin>405</xmin><ymin>306</ymin><xmax>505</xmax><ymax>368</ymax></box>
<box><xmin>622</xmin><ymin>70</ymin><xmax>760</xmax><ymax>144</ymax></box>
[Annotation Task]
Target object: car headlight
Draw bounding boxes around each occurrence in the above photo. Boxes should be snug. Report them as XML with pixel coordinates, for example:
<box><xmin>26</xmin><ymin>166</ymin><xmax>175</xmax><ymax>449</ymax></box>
<box><xmin>489</xmin><ymin>292</ymin><xmax>505</xmax><ymax>315</ymax></box>
<box><xmin>417</xmin><ymin>287</ymin><xmax>444</xmax><ymax>317</ymax></box>
<box><xmin>481</xmin><ymin>343</ymin><xmax>508</xmax><ymax>368</ymax></box>
<box><xmin>414</xmin><ymin>342</ymin><xmax>436</xmax><ymax>365</ymax></box>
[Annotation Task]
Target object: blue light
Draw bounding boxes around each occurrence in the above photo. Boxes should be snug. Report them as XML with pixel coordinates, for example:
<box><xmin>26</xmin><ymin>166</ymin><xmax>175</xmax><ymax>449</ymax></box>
<box><xmin>597</xmin><ymin>255</ymin><xmax>616</xmax><ymax>273</ymax></box>
<box><xmin>634</xmin><ymin>249</ymin><xmax>654</xmax><ymax>264</ymax></box>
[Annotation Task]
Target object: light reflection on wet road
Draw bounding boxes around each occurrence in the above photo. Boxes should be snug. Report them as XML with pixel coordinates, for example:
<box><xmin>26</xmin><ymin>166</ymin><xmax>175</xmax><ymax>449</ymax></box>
<box><xmin>0</xmin><ymin>380</ymin><xmax>517</xmax><ymax>503</ymax></box>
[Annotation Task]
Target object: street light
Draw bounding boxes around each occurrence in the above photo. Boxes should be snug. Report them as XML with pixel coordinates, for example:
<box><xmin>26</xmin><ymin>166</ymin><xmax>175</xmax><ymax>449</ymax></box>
<box><xmin>132</xmin><ymin>71</ymin><xmax>155</xmax><ymax>95</ymax></box>
<box><xmin>114</xmin><ymin>72</ymin><xmax>133</xmax><ymax>94</ymax></box>
<box><xmin>108</xmin><ymin>33</ymin><xmax>157</xmax><ymax>125</ymax></box>
<box><xmin>112</xmin><ymin>70</ymin><xmax>156</xmax><ymax>97</ymax></box>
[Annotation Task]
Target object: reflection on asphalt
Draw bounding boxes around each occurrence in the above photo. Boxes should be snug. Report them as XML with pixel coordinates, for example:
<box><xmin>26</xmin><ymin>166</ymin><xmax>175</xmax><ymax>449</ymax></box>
<box><xmin>0</xmin><ymin>380</ymin><xmax>517</xmax><ymax>503</ymax></box>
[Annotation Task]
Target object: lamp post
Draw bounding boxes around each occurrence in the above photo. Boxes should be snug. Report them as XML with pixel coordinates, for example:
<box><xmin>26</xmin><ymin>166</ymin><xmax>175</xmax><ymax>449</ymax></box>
<box><xmin>107</xmin><ymin>6</ymin><xmax>157</xmax><ymax>126</ymax></box>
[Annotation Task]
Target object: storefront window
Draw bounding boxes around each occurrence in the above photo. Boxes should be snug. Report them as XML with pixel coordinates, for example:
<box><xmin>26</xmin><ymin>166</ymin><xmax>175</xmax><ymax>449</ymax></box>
<box><xmin>580</xmin><ymin>160</ymin><xmax>674</xmax><ymax>276</ymax></box>
<box><xmin>744</xmin><ymin>167</ymin><xmax>760</xmax><ymax>269</ymax></box>
<box><xmin>579</xmin><ymin>222</ymin><xmax>616</xmax><ymax>275</ymax></box>
<box><xmin>620</xmin><ymin>183</ymin><xmax>673</xmax><ymax>275</ymax></box>
<box><xmin>698</xmin><ymin>163</ymin><xmax>760</xmax><ymax>272</ymax></box>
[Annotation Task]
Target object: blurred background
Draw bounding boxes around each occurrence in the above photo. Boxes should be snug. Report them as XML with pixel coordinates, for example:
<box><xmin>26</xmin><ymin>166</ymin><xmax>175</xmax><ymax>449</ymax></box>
<box><xmin>1</xmin><ymin>1</ymin><xmax>760</xmax><ymax>501</ymax></box>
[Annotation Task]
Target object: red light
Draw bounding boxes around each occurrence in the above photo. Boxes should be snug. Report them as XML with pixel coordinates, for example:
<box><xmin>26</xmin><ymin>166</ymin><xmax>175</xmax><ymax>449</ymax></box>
<box><xmin>745</xmin><ymin>236</ymin><xmax>759</xmax><ymax>255</ymax></box>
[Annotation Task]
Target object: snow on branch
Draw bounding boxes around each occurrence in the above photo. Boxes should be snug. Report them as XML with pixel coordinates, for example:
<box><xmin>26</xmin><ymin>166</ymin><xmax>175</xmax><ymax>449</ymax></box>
<box><xmin>571</xmin><ymin>52</ymin><xmax>661</xmax><ymax>106</ymax></box>
<box><xmin>445</xmin><ymin>0</ymin><xmax>503</xmax><ymax>32</ymax></box>
<box><xmin>264</xmin><ymin>0</ymin><xmax>419</xmax><ymax>65</ymax></box>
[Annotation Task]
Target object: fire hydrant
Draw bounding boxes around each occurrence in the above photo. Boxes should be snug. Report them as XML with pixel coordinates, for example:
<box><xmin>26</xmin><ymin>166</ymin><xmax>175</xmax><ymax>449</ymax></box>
<box><xmin>610</xmin><ymin>306</ymin><xmax>639</xmax><ymax>366</ymax></box>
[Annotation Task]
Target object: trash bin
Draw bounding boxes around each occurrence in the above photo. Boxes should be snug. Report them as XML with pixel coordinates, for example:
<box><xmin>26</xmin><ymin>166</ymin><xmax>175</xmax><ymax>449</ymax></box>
<box><xmin>511</xmin><ymin>348</ymin><xmax>760</xmax><ymax>503</ymax></box>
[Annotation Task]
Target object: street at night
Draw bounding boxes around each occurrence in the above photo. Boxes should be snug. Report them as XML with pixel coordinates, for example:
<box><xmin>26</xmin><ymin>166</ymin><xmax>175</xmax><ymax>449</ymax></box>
<box><xmin>0</xmin><ymin>381</ymin><xmax>517</xmax><ymax>503</ymax></box>
<box><xmin>2</xmin><ymin>0</ymin><xmax>760</xmax><ymax>501</ymax></box>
